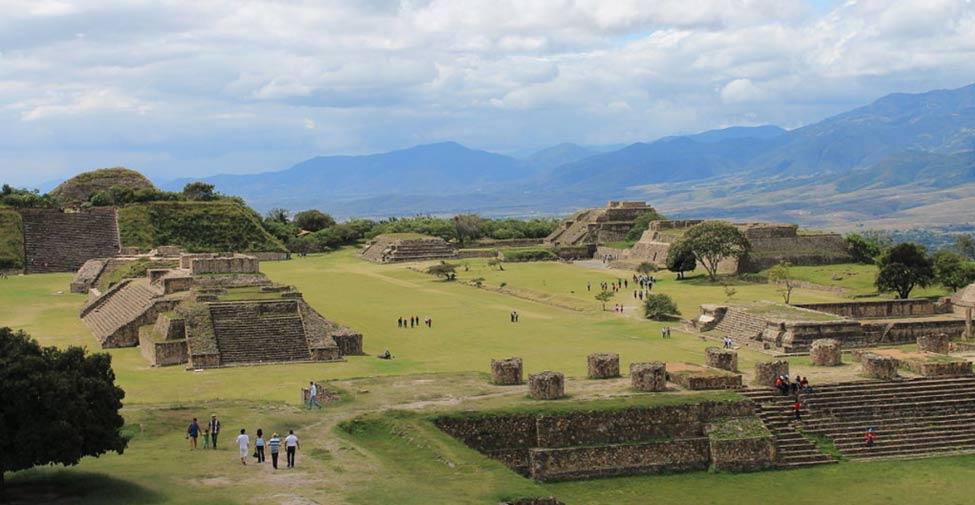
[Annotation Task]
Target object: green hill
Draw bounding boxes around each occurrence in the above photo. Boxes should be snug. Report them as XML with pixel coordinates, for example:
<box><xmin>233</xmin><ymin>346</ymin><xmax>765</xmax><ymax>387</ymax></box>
<box><xmin>0</xmin><ymin>208</ymin><xmax>24</xmax><ymax>269</ymax></box>
<box><xmin>118</xmin><ymin>201</ymin><xmax>287</xmax><ymax>253</ymax></box>
<box><xmin>51</xmin><ymin>167</ymin><xmax>157</xmax><ymax>204</ymax></box>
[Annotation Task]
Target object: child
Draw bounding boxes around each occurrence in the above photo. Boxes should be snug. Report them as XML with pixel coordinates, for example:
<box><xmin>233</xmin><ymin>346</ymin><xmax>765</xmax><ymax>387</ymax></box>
<box><xmin>203</xmin><ymin>427</ymin><xmax>211</xmax><ymax>449</ymax></box>
<box><xmin>865</xmin><ymin>428</ymin><xmax>876</xmax><ymax>447</ymax></box>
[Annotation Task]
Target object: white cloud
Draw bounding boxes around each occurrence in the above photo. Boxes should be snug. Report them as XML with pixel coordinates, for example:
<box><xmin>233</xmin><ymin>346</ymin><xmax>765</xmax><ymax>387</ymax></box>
<box><xmin>0</xmin><ymin>0</ymin><xmax>974</xmax><ymax>186</ymax></box>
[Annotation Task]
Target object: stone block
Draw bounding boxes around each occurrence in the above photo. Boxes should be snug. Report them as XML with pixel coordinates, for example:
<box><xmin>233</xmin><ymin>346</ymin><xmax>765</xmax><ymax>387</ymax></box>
<box><xmin>752</xmin><ymin>360</ymin><xmax>789</xmax><ymax>387</ymax></box>
<box><xmin>861</xmin><ymin>353</ymin><xmax>898</xmax><ymax>379</ymax></box>
<box><xmin>529</xmin><ymin>371</ymin><xmax>565</xmax><ymax>400</ymax></box>
<box><xmin>810</xmin><ymin>338</ymin><xmax>842</xmax><ymax>366</ymax></box>
<box><xmin>587</xmin><ymin>352</ymin><xmax>620</xmax><ymax>379</ymax></box>
<box><xmin>705</xmin><ymin>347</ymin><xmax>738</xmax><ymax>372</ymax></box>
<box><xmin>492</xmin><ymin>357</ymin><xmax>524</xmax><ymax>385</ymax></box>
<box><xmin>630</xmin><ymin>362</ymin><xmax>667</xmax><ymax>392</ymax></box>
<box><xmin>917</xmin><ymin>333</ymin><xmax>950</xmax><ymax>354</ymax></box>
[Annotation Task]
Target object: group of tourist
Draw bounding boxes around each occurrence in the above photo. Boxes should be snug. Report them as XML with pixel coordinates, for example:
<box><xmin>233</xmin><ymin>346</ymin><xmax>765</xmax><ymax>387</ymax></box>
<box><xmin>774</xmin><ymin>375</ymin><xmax>812</xmax><ymax>397</ymax></box>
<box><xmin>185</xmin><ymin>414</ymin><xmax>301</xmax><ymax>469</ymax></box>
<box><xmin>398</xmin><ymin>316</ymin><xmax>431</xmax><ymax>328</ymax></box>
<box><xmin>661</xmin><ymin>327</ymin><xmax>672</xmax><ymax>338</ymax></box>
<box><xmin>721</xmin><ymin>336</ymin><xmax>735</xmax><ymax>349</ymax></box>
<box><xmin>612</xmin><ymin>304</ymin><xmax>625</xmax><ymax>313</ymax></box>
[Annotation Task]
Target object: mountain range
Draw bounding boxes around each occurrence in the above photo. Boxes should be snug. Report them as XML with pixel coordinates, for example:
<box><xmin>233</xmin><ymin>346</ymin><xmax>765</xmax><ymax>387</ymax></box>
<box><xmin>163</xmin><ymin>83</ymin><xmax>975</xmax><ymax>231</ymax></box>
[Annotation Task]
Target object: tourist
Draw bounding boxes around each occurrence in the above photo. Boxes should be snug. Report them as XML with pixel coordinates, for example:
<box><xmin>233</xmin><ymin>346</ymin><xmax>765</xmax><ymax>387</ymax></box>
<box><xmin>269</xmin><ymin>432</ymin><xmax>281</xmax><ymax>469</ymax></box>
<box><xmin>791</xmin><ymin>376</ymin><xmax>801</xmax><ymax>395</ymax></box>
<box><xmin>587</xmin><ymin>281</ymin><xmax>591</xmax><ymax>292</ymax></box>
<box><xmin>255</xmin><ymin>428</ymin><xmax>266</xmax><ymax>463</ymax></box>
<box><xmin>865</xmin><ymin>428</ymin><xmax>876</xmax><ymax>447</ymax></box>
<box><xmin>236</xmin><ymin>428</ymin><xmax>250</xmax><ymax>465</ymax></box>
<box><xmin>775</xmin><ymin>376</ymin><xmax>788</xmax><ymax>396</ymax></box>
<box><xmin>639</xmin><ymin>291</ymin><xmax>644</xmax><ymax>301</ymax></box>
<box><xmin>397</xmin><ymin>317</ymin><xmax>402</xmax><ymax>328</ymax></box>
<box><xmin>793</xmin><ymin>399</ymin><xmax>802</xmax><ymax>421</ymax></box>
<box><xmin>209</xmin><ymin>414</ymin><xmax>221</xmax><ymax>449</ymax></box>
<box><xmin>378</xmin><ymin>349</ymin><xmax>392</xmax><ymax>359</ymax></box>
<box><xmin>801</xmin><ymin>377</ymin><xmax>812</xmax><ymax>394</ymax></box>
<box><xmin>624</xmin><ymin>279</ymin><xmax>628</xmax><ymax>288</ymax></box>
<box><xmin>308</xmin><ymin>381</ymin><xmax>323</xmax><ymax>410</ymax></box>
<box><xmin>661</xmin><ymin>327</ymin><xmax>667</xmax><ymax>339</ymax></box>
<box><xmin>203</xmin><ymin>427</ymin><xmax>211</xmax><ymax>449</ymax></box>
<box><xmin>666</xmin><ymin>327</ymin><xmax>672</xmax><ymax>338</ymax></box>
<box><xmin>285</xmin><ymin>430</ymin><xmax>300</xmax><ymax>468</ymax></box>
<box><xmin>634</xmin><ymin>290</ymin><xmax>637</xmax><ymax>299</ymax></box>
<box><xmin>186</xmin><ymin>417</ymin><xmax>200</xmax><ymax>450</ymax></box>
<box><xmin>410</xmin><ymin>316</ymin><xmax>414</xmax><ymax>328</ymax></box>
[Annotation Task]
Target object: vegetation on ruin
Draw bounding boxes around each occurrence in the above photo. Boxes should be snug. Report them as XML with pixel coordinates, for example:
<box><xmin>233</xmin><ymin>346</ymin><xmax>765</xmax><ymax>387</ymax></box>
<box><xmin>705</xmin><ymin>417</ymin><xmax>770</xmax><ymax>440</ymax></box>
<box><xmin>96</xmin><ymin>258</ymin><xmax>180</xmax><ymax>291</ymax></box>
<box><xmin>0</xmin><ymin>207</ymin><xmax>24</xmax><ymax>269</ymax></box>
<box><xmin>679</xmin><ymin>222</ymin><xmax>751</xmax><ymax>281</ymax></box>
<box><xmin>500</xmin><ymin>246</ymin><xmax>559</xmax><ymax>262</ymax></box>
<box><xmin>624</xmin><ymin>209</ymin><xmax>668</xmax><ymax>241</ymax></box>
<box><xmin>51</xmin><ymin>168</ymin><xmax>157</xmax><ymax>204</ymax></box>
<box><xmin>117</xmin><ymin>201</ymin><xmax>287</xmax><ymax>253</ymax></box>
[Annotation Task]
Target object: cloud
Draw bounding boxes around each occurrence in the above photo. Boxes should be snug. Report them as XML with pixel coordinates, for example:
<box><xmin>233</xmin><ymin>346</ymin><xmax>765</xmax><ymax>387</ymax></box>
<box><xmin>0</xmin><ymin>0</ymin><xmax>974</xmax><ymax>186</ymax></box>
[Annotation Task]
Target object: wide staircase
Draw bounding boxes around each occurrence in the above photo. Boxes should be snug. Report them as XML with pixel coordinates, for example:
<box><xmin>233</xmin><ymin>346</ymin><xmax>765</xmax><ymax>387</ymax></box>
<box><xmin>744</xmin><ymin>377</ymin><xmax>975</xmax><ymax>462</ymax></box>
<box><xmin>21</xmin><ymin>208</ymin><xmax>120</xmax><ymax>273</ymax></box>
<box><xmin>739</xmin><ymin>389</ymin><xmax>837</xmax><ymax>469</ymax></box>
<box><xmin>383</xmin><ymin>239</ymin><xmax>457</xmax><ymax>262</ymax></box>
<box><xmin>209</xmin><ymin>300</ymin><xmax>312</xmax><ymax>365</ymax></box>
<box><xmin>713</xmin><ymin>308</ymin><xmax>770</xmax><ymax>343</ymax></box>
<box><xmin>82</xmin><ymin>278</ymin><xmax>160</xmax><ymax>347</ymax></box>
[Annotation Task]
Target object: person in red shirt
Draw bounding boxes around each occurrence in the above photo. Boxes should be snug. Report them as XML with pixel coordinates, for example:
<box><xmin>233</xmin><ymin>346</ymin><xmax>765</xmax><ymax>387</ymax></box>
<box><xmin>793</xmin><ymin>400</ymin><xmax>802</xmax><ymax>421</ymax></box>
<box><xmin>865</xmin><ymin>428</ymin><xmax>876</xmax><ymax>447</ymax></box>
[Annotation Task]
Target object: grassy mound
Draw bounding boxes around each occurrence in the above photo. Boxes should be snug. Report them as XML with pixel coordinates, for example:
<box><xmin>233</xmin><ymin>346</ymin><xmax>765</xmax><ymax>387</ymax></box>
<box><xmin>0</xmin><ymin>207</ymin><xmax>24</xmax><ymax>269</ymax></box>
<box><xmin>118</xmin><ymin>201</ymin><xmax>286</xmax><ymax>253</ymax></box>
<box><xmin>50</xmin><ymin>167</ymin><xmax>156</xmax><ymax>203</ymax></box>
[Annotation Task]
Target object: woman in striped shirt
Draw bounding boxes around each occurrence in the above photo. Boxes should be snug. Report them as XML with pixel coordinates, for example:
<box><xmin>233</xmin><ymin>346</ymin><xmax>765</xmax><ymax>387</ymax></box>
<box><xmin>268</xmin><ymin>433</ymin><xmax>281</xmax><ymax>469</ymax></box>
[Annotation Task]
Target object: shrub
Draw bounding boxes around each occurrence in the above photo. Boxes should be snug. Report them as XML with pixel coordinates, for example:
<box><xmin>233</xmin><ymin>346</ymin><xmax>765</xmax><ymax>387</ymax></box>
<box><xmin>644</xmin><ymin>293</ymin><xmax>680</xmax><ymax>321</ymax></box>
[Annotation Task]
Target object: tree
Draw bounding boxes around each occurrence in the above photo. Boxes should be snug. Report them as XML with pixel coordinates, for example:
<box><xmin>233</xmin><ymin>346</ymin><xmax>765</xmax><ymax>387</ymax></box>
<box><xmin>954</xmin><ymin>234</ymin><xmax>975</xmax><ymax>261</ymax></box>
<box><xmin>426</xmin><ymin>261</ymin><xmax>458</xmax><ymax>280</ymax></box>
<box><xmin>265</xmin><ymin>208</ymin><xmax>290</xmax><ymax>224</ymax></box>
<box><xmin>846</xmin><ymin>233</ymin><xmax>884</xmax><ymax>264</ymax></box>
<box><xmin>875</xmin><ymin>242</ymin><xmax>935</xmax><ymax>299</ymax></box>
<box><xmin>665</xmin><ymin>240</ymin><xmax>697</xmax><ymax>280</ymax></box>
<box><xmin>293</xmin><ymin>209</ymin><xmax>336</xmax><ymax>232</ymax></box>
<box><xmin>182</xmin><ymin>181</ymin><xmax>216</xmax><ymax>201</ymax></box>
<box><xmin>682</xmin><ymin>222</ymin><xmax>750</xmax><ymax>281</ymax></box>
<box><xmin>644</xmin><ymin>293</ymin><xmax>680</xmax><ymax>321</ymax></box>
<box><xmin>594</xmin><ymin>290</ymin><xmax>614</xmax><ymax>311</ymax></box>
<box><xmin>767</xmin><ymin>262</ymin><xmax>797</xmax><ymax>304</ymax></box>
<box><xmin>625</xmin><ymin>209</ymin><xmax>668</xmax><ymax>241</ymax></box>
<box><xmin>933</xmin><ymin>250</ymin><xmax>975</xmax><ymax>292</ymax></box>
<box><xmin>453</xmin><ymin>214</ymin><xmax>484</xmax><ymax>245</ymax></box>
<box><xmin>0</xmin><ymin>328</ymin><xmax>127</xmax><ymax>491</ymax></box>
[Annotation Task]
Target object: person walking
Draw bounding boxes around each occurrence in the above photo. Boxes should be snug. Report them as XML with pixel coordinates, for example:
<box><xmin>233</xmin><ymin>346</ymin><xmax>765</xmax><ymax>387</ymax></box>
<box><xmin>186</xmin><ymin>417</ymin><xmax>200</xmax><ymax>450</ymax></box>
<box><xmin>308</xmin><ymin>381</ymin><xmax>323</xmax><ymax>410</ymax></box>
<box><xmin>285</xmin><ymin>430</ymin><xmax>300</xmax><ymax>468</ymax></box>
<box><xmin>203</xmin><ymin>427</ymin><xmax>211</xmax><ymax>449</ymax></box>
<box><xmin>236</xmin><ymin>428</ymin><xmax>250</xmax><ymax>466</ymax></box>
<box><xmin>209</xmin><ymin>414</ymin><xmax>221</xmax><ymax>450</ymax></box>
<box><xmin>793</xmin><ymin>399</ymin><xmax>802</xmax><ymax>421</ymax></box>
<box><xmin>255</xmin><ymin>428</ymin><xmax>266</xmax><ymax>463</ymax></box>
<box><xmin>269</xmin><ymin>432</ymin><xmax>282</xmax><ymax>469</ymax></box>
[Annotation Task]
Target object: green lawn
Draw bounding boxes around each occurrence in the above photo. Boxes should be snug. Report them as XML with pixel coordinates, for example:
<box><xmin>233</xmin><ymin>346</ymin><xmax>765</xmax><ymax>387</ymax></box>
<box><xmin>3</xmin><ymin>250</ymin><xmax>974</xmax><ymax>504</ymax></box>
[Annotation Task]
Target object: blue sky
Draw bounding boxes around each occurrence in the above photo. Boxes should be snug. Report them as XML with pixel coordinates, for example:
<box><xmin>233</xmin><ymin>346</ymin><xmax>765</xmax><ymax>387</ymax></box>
<box><xmin>1</xmin><ymin>0</ymin><xmax>974</xmax><ymax>187</ymax></box>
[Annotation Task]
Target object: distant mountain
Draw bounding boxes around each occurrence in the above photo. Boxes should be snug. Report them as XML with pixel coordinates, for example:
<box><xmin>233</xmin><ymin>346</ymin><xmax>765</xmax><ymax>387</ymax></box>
<box><xmin>685</xmin><ymin>125</ymin><xmax>787</xmax><ymax>143</ymax></box>
<box><xmin>521</xmin><ymin>143</ymin><xmax>597</xmax><ymax>171</ymax></box>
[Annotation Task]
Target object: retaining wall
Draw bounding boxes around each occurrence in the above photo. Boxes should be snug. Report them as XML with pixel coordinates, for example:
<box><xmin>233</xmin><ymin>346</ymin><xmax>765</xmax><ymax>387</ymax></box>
<box><xmin>795</xmin><ymin>299</ymin><xmax>938</xmax><ymax>319</ymax></box>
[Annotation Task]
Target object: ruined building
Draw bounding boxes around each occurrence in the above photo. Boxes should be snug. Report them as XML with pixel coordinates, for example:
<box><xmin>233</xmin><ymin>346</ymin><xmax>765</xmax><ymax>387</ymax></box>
<box><xmin>544</xmin><ymin>201</ymin><xmax>656</xmax><ymax>246</ymax></box>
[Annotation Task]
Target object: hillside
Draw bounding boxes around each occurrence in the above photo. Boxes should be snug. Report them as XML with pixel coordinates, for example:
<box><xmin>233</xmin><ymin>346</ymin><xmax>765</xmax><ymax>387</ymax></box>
<box><xmin>0</xmin><ymin>208</ymin><xmax>24</xmax><ymax>269</ymax></box>
<box><xmin>117</xmin><ymin>201</ymin><xmax>287</xmax><ymax>253</ymax></box>
<box><xmin>51</xmin><ymin>167</ymin><xmax>157</xmax><ymax>203</ymax></box>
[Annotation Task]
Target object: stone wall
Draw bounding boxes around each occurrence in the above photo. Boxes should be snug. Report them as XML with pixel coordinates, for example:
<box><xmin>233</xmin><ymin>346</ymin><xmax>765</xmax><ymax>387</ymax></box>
<box><xmin>587</xmin><ymin>353</ymin><xmax>620</xmax><ymax>379</ymax></box>
<box><xmin>795</xmin><ymin>299</ymin><xmax>938</xmax><ymax>319</ymax></box>
<box><xmin>528</xmin><ymin>438</ymin><xmax>710</xmax><ymax>481</ymax></box>
<box><xmin>705</xmin><ymin>347</ymin><xmax>738</xmax><ymax>372</ymax></box>
<box><xmin>630</xmin><ymin>362</ymin><xmax>667</xmax><ymax>391</ymax></box>
<box><xmin>753</xmin><ymin>360</ymin><xmax>789</xmax><ymax>387</ymax></box>
<box><xmin>668</xmin><ymin>369</ymin><xmax>742</xmax><ymax>390</ymax></box>
<box><xmin>529</xmin><ymin>372</ymin><xmax>565</xmax><ymax>400</ymax></box>
<box><xmin>249</xmin><ymin>251</ymin><xmax>291</xmax><ymax>261</ymax></box>
<box><xmin>917</xmin><ymin>334</ymin><xmax>950</xmax><ymax>354</ymax></box>
<box><xmin>708</xmin><ymin>436</ymin><xmax>776</xmax><ymax>472</ymax></box>
<box><xmin>20</xmin><ymin>207</ymin><xmax>120</xmax><ymax>274</ymax></box>
<box><xmin>492</xmin><ymin>357</ymin><xmax>524</xmax><ymax>385</ymax></box>
<box><xmin>901</xmin><ymin>359</ymin><xmax>973</xmax><ymax>377</ymax></box>
<box><xmin>138</xmin><ymin>333</ymin><xmax>188</xmax><ymax>367</ymax></box>
<box><xmin>860</xmin><ymin>353</ymin><xmax>899</xmax><ymax>379</ymax></box>
<box><xmin>810</xmin><ymin>339</ymin><xmax>842</xmax><ymax>366</ymax></box>
<box><xmin>332</xmin><ymin>331</ymin><xmax>364</xmax><ymax>356</ymax></box>
<box><xmin>189</xmin><ymin>256</ymin><xmax>259</xmax><ymax>274</ymax></box>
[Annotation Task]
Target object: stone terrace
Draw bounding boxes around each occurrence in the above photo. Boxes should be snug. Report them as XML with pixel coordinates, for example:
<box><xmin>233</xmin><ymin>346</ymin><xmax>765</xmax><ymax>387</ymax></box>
<box><xmin>360</xmin><ymin>234</ymin><xmax>458</xmax><ymax>263</ymax></box>
<box><xmin>81</xmin><ymin>278</ymin><xmax>183</xmax><ymax>348</ymax></box>
<box><xmin>20</xmin><ymin>207</ymin><xmax>121</xmax><ymax>274</ymax></box>
<box><xmin>746</xmin><ymin>377</ymin><xmax>975</xmax><ymax>461</ymax></box>
<box><xmin>208</xmin><ymin>300</ymin><xmax>313</xmax><ymax>365</ymax></box>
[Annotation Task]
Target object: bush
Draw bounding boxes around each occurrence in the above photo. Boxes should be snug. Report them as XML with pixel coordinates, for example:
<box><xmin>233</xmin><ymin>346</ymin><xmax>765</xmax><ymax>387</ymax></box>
<box><xmin>501</xmin><ymin>247</ymin><xmax>558</xmax><ymax>262</ymax></box>
<box><xmin>644</xmin><ymin>293</ymin><xmax>680</xmax><ymax>321</ymax></box>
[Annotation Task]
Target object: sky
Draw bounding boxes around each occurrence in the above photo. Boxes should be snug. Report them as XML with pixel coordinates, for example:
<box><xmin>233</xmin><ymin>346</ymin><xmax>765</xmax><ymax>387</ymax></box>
<box><xmin>1</xmin><ymin>0</ymin><xmax>974</xmax><ymax>187</ymax></box>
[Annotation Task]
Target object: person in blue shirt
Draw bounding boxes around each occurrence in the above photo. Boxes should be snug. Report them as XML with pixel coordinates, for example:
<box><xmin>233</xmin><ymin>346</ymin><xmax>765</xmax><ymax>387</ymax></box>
<box><xmin>186</xmin><ymin>417</ymin><xmax>200</xmax><ymax>450</ymax></box>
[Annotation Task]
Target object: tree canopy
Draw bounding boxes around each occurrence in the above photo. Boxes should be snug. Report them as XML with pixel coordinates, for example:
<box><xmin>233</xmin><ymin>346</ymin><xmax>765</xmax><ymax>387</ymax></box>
<box><xmin>682</xmin><ymin>222</ymin><xmax>750</xmax><ymax>281</ymax></box>
<box><xmin>182</xmin><ymin>182</ymin><xmax>217</xmax><ymax>201</ymax></box>
<box><xmin>644</xmin><ymin>293</ymin><xmax>680</xmax><ymax>321</ymax></box>
<box><xmin>625</xmin><ymin>209</ymin><xmax>668</xmax><ymax>241</ymax></box>
<box><xmin>665</xmin><ymin>240</ymin><xmax>697</xmax><ymax>279</ymax></box>
<box><xmin>0</xmin><ymin>328</ymin><xmax>127</xmax><ymax>491</ymax></box>
<box><xmin>933</xmin><ymin>250</ymin><xmax>975</xmax><ymax>292</ymax></box>
<box><xmin>875</xmin><ymin>242</ymin><xmax>935</xmax><ymax>299</ymax></box>
<box><xmin>293</xmin><ymin>209</ymin><xmax>337</xmax><ymax>233</ymax></box>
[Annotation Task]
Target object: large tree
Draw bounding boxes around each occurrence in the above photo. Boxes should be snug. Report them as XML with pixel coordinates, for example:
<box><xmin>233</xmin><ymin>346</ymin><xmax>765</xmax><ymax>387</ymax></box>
<box><xmin>682</xmin><ymin>222</ymin><xmax>750</xmax><ymax>281</ymax></box>
<box><xmin>933</xmin><ymin>250</ymin><xmax>975</xmax><ymax>292</ymax></box>
<box><xmin>182</xmin><ymin>181</ymin><xmax>216</xmax><ymax>201</ymax></box>
<box><xmin>293</xmin><ymin>209</ymin><xmax>336</xmax><ymax>232</ymax></box>
<box><xmin>0</xmin><ymin>328</ymin><xmax>127</xmax><ymax>491</ymax></box>
<box><xmin>644</xmin><ymin>293</ymin><xmax>680</xmax><ymax>321</ymax></box>
<box><xmin>666</xmin><ymin>240</ymin><xmax>697</xmax><ymax>279</ymax></box>
<box><xmin>452</xmin><ymin>214</ymin><xmax>484</xmax><ymax>245</ymax></box>
<box><xmin>875</xmin><ymin>243</ymin><xmax>935</xmax><ymax>299</ymax></box>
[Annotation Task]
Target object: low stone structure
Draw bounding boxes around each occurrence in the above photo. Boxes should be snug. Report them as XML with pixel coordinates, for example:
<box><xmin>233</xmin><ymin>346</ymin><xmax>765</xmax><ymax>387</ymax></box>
<box><xmin>630</xmin><ymin>362</ymin><xmax>667</xmax><ymax>392</ymax></box>
<box><xmin>587</xmin><ymin>352</ymin><xmax>620</xmax><ymax>379</ymax></box>
<box><xmin>300</xmin><ymin>385</ymin><xmax>341</xmax><ymax>405</ymax></box>
<box><xmin>795</xmin><ymin>299</ymin><xmax>945</xmax><ymax>319</ymax></box>
<box><xmin>753</xmin><ymin>360</ymin><xmax>789</xmax><ymax>387</ymax></box>
<box><xmin>705</xmin><ymin>347</ymin><xmax>738</xmax><ymax>372</ymax></box>
<box><xmin>529</xmin><ymin>371</ymin><xmax>565</xmax><ymax>400</ymax></box>
<box><xmin>492</xmin><ymin>357</ymin><xmax>524</xmax><ymax>385</ymax></box>
<box><xmin>544</xmin><ymin>201</ymin><xmax>656</xmax><ymax>247</ymax></box>
<box><xmin>666</xmin><ymin>364</ymin><xmax>742</xmax><ymax>390</ymax></box>
<box><xmin>359</xmin><ymin>234</ymin><xmax>458</xmax><ymax>263</ymax></box>
<box><xmin>917</xmin><ymin>334</ymin><xmax>950</xmax><ymax>354</ymax></box>
<box><xmin>860</xmin><ymin>353</ymin><xmax>899</xmax><ymax>379</ymax></box>
<box><xmin>810</xmin><ymin>339</ymin><xmax>842</xmax><ymax>366</ymax></box>
<box><xmin>705</xmin><ymin>418</ymin><xmax>776</xmax><ymax>472</ymax></box>
<box><xmin>182</xmin><ymin>253</ymin><xmax>259</xmax><ymax>274</ymax></box>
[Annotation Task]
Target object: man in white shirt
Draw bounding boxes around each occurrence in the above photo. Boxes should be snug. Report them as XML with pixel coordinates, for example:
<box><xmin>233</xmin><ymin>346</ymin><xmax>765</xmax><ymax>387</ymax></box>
<box><xmin>236</xmin><ymin>428</ymin><xmax>250</xmax><ymax>466</ymax></box>
<box><xmin>308</xmin><ymin>381</ymin><xmax>323</xmax><ymax>410</ymax></box>
<box><xmin>285</xmin><ymin>430</ymin><xmax>300</xmax><ymax>468</ymax></box>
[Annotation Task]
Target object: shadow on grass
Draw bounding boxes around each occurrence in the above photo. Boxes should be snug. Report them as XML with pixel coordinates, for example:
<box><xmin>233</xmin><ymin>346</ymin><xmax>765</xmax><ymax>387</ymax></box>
<box><xmin>3</xmin><ymin>469</ymin><xmax>164</xmax><ymax>505</ymax></box>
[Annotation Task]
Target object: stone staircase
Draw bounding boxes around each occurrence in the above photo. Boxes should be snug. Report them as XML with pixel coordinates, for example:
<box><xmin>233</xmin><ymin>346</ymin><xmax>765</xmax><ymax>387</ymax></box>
<box><xmin>82</xmin><ymin>278</ymin><xmax>163</xmax><ymax>347</ymax></box>
<box><xmin>739</xmin><ymin>389</ymin><xmax>838</xmax><ymax>469</ymax></box>
<box><xmin>793</xmin><ymin>377</ymin><xmax>975</xmax><ymax>460</ymax></box>
<box><xmin>208</xmin><ymin>301</ymin><xmax>312</xmax><ymax>364</ymax></box>
<box><xmin>713</xmin><ymin>308</ymin><xmax>770</xmax><ymax>342</ymax></box>
<box><xmin>20</xmin><ymin>208</ymin><xmax>120</xmax><ymax>274</ymax></box>
<box><xmin>545</xmin><ymin>210</ymin><xmax>594</xmax><ymax>246</ymax></box>
<box><xmin>381</xmin><ymin>239</ymin><xmax>457</xmax><ymax>262</ymax></box>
